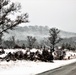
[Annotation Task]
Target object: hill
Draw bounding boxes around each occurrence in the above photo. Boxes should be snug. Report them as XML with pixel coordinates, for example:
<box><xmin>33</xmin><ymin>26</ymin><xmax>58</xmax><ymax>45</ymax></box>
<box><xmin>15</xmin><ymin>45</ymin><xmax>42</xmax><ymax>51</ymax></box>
<box><xmin>2</xmin><ymin>26</ymin><xmax>76</xmax><ymax>41</ymax></box>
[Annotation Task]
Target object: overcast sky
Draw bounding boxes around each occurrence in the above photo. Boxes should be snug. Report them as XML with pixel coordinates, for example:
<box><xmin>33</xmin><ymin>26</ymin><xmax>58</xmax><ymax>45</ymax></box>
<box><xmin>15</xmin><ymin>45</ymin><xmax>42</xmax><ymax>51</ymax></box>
<box><xmin>11</xmin><ymin>0</ymin><xmax>76</xmax><ymax>32</ymax></box>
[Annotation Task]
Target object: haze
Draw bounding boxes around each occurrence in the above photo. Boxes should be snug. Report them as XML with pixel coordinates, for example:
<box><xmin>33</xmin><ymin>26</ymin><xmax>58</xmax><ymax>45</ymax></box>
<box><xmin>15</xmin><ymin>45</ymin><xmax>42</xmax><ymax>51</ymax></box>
<box><xmin>11</xmin><ymin>0</ymin><xmax>76</xmax><ymax>32</ymax></box>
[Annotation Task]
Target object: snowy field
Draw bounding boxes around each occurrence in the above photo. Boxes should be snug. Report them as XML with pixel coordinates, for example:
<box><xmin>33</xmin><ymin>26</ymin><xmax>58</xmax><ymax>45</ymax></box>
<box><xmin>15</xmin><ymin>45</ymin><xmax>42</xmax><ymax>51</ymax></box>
<box><xmin>0</xmin><ymin>49</ymin><xmax>76</xmax><ymax>75</ymax></box>
<box><xmin>0</xmin><ymin>59</ymin><xmax>76</xmax><ymax>75</ymax></box>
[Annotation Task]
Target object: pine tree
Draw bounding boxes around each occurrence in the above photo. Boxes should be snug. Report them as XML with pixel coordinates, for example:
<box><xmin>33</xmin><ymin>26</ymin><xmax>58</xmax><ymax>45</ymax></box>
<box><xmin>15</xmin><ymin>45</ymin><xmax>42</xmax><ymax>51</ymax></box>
<box><xmin>49</xmin><ymin>28</ymin><xmax>62</xmax><ymax>52</ymax></box>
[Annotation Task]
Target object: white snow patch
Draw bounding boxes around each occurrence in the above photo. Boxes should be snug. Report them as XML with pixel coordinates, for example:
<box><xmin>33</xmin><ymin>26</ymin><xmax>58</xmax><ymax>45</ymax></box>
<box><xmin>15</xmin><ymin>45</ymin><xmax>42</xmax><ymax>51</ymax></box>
<box><xmin>30</xmin><ymin>48</ymin><xmax>38</xmax><ymax>53</ymax></box>
<box><xmin>0</xmin><ymin>53</ymin><xmax>7</xmax><ymax>58</ymax></box>
<box><xmin>64</xmin><ymin>51</ymin><xmax>76</xmax><ymax>59</ymax></box>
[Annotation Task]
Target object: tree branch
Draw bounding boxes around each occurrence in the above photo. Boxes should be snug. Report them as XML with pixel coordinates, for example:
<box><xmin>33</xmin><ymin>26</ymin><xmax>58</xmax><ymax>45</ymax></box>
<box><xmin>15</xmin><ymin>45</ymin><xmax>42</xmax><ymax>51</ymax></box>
<box><xmin>0</xmin><ymin>13</ymin><xmax>28</xmax><ymax>34</ymax></box>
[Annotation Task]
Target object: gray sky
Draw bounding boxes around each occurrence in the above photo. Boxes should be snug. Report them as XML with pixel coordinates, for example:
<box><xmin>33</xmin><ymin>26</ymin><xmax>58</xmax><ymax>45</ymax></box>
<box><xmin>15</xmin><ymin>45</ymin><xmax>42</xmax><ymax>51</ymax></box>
<box><xmin>11</xmin><ymin>0</ymin><xmax>76</xmax><ymax>32</ymax></box>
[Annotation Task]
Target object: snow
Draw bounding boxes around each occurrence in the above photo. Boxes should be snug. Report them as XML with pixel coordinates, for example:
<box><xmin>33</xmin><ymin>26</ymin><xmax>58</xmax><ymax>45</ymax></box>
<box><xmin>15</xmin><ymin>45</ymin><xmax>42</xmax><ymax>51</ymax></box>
<box><xmin>0</xmin><ymin>49</ymin><xmax>26</xmax><ymax>58</ymax></box>
<box><xmin>64</xmin><ymin>51</ymin><xmax>76</xmax><ymax>59</ymax></box>
<box><xmin>30</xmin><ymin>48</ymin><xmax>38</xmax><ymax>53</ymax></box>
<box><xmin>0</xmin><ymin>53</ymin><xmax>7</xmax><ymax>58</ymax></box>
<box><xmin>0</xmin><ymin>59</ymin><xmax>76</xmax><ymax>75</ymax></box>
<box><xmin>4</xmin><ymin>49</ymin><xmax>26</xmax><ymax>54</ymax></box>
<box><xmin>0</xmin><ymin>49</ymin><xmax>76</xmax><ymax>75</ymax></box>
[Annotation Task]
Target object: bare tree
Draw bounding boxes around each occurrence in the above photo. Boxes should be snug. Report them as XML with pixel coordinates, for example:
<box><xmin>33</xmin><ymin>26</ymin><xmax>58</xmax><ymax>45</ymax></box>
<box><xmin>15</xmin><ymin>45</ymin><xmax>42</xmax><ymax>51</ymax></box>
<box><xmin>27</xmin><ymin>36</ymin><xmax>36</xmax><ymax>49</ymax></box>
<box><xmin>49</xmin><ymin>28</ymin><xmax>62</xmax><ymax>52</ymax></box>
<box><xmin>4</xmin><ymin>36</ymin><xmax>15</xmax><ymax>48</ymax></box>
<box><xmin>0</xmin><ymin>0</ymin><xmax>28</xmax><ymax>46</ymax></box>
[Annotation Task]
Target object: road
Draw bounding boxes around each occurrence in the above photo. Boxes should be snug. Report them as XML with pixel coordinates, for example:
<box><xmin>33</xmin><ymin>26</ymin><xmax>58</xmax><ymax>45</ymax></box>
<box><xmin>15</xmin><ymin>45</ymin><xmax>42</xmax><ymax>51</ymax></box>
<box><xmin>37</xmin><ymin>62</ymin><xmax>76</xmax><ymax>75</ymax></box>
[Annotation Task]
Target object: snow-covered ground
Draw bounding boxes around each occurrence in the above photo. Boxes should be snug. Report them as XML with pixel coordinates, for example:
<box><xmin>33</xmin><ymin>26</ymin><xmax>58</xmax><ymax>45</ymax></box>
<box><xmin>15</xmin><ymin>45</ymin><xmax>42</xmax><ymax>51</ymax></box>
<box><xmin>0</xmin><ymin>49</ymin><xmax>76</xmax><ymax>75</ymax></box>
<box><xmin>0</xmin><ymin>59</ymin><xmax>76</xmax><ymax>75</ymax></box>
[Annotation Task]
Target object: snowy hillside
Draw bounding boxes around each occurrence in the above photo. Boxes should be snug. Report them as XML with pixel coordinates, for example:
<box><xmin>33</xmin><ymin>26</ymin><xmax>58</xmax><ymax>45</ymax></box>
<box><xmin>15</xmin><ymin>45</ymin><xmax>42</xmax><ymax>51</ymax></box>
<box><xmin>2</xmin><ymin>26</ymin><xmax>76</xmax><ymax>40</ymax></box>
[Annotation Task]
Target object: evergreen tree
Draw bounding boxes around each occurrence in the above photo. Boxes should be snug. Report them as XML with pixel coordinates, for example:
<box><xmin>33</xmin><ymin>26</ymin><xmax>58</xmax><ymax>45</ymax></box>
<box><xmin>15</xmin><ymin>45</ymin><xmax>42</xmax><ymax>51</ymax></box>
<box><xmin>49</xmin><ymin>28</ymin><xmax>62</xmax><ymax>52</ymax></box>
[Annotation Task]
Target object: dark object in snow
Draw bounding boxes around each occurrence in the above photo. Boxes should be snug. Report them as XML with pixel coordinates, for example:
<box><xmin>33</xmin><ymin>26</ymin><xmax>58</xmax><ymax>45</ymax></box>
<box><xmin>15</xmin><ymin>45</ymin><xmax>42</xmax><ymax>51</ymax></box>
<box><xmin>14</xmin><ymin>45</ymin><xmax>22</xmax><ymax>49</ymax></box>
<box><xmin>0</xmin><ymin>49</ymin><xmax>5</xmax><ymax>55</ymax></box>
<box><xmin>6</xmin><ymin>59</ymin><xmax>10</xmax><ymax>62</ymax></box>
<box><xmin>14</xmin><ymin>51</ymin><xmax>24</xmax><ymax>60</ymax></box>
<box><xmin>29</xmin><ymin>52</ymin><xmax>35</xmax><ymax>61</ymax></box>
<box><xmin>42</xmin><ymin>49</ymin><xmax>54</xmax><ymax>62</ymax></box>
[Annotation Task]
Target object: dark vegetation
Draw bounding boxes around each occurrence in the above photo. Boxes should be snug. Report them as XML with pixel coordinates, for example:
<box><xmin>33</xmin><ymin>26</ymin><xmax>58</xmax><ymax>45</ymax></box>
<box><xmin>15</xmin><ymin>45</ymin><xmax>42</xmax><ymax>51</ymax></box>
<box><xmin>1</xmin><ymin>47</ymin><xmax>54</xmax><ymax>62</ymax></box>
<box><xmin>0</xmin><ymin>28</ymin><xmax>67</xmax><ymax>62</ymax></box>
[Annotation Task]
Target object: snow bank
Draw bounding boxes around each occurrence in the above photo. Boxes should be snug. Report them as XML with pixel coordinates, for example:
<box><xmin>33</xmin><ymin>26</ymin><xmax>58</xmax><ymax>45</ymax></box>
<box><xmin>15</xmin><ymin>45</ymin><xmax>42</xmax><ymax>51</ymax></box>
<box><xmin>4</xmin><ymin>49</ymin><xmax>26</xmax><ymax>54</ymax></box>
<box><xmin>30</xmin><ymin>48</ymin><xmax>38</xmax><ymax>53</ymax></box>
<box><xmin>64</xmin><ymin>51</ymin><xmax>76</xmax><ymax>59</ymax></box>
<box><xmin>0</xmin><ymin>49</ymin><xmax>26</xmax><ymax>58</ymax></box>
<box><xmin>0</xmin><ymin>59</ymin><xmax>76</xmax><ymax>75</ymax></box>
